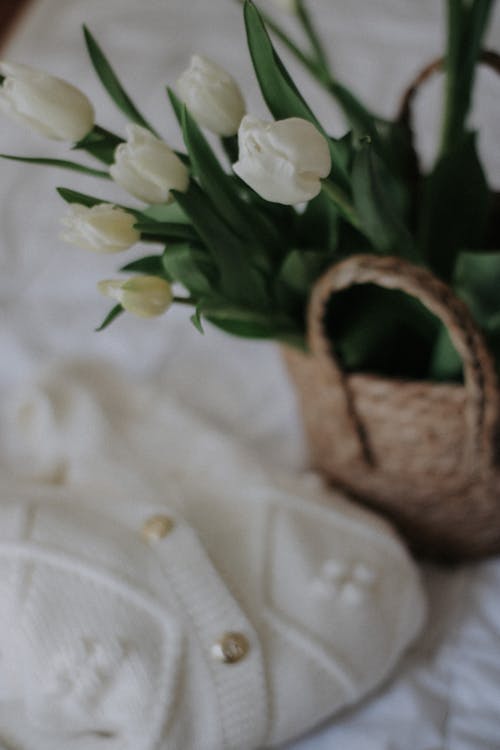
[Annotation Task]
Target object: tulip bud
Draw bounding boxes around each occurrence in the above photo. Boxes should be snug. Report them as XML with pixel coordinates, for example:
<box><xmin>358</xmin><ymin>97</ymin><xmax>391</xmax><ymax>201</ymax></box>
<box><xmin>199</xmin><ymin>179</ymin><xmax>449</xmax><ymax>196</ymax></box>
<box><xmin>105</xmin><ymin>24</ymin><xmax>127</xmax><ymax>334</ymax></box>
<box><xmin>177</xmin><ymin>55</ymin><xmax>246</xmax><ymax>137</ymax></box>
<box><xmin>233</xmin><ymin>115</ymin><xmax>331</xmax><ymax>206</ymax></box>
<box><xmin>0</xmin><ymin>61</ymin><xmax>94</xmax><ymax>141</ymax></box>
<box><xmin>60</xmin><ymin>203</ymin><xmax>140</xmax><ymax>254</ymax></box>
<box><xmin>98</xmin><ymin>276</ymin><xmax>173</xmax><ymax>318</ymax></box>
<box><xmin>110</xmin><ymin>124</ymin><xmax>189</xmax><ymax>205</ymax></box>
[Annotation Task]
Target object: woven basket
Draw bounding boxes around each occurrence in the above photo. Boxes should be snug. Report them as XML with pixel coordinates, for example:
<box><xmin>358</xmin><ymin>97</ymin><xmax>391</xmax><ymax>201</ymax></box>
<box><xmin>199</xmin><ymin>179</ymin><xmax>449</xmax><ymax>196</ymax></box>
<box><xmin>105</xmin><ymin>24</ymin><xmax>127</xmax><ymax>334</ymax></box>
<box><xmin>284</xmin><ymin>255</ymin><xmax>500</xmax><ymax>562</ymax></box>
<box><xmin>284</xmin><ymin>50</ymin><xmax>500</xmax><ymax>563</ymax></box>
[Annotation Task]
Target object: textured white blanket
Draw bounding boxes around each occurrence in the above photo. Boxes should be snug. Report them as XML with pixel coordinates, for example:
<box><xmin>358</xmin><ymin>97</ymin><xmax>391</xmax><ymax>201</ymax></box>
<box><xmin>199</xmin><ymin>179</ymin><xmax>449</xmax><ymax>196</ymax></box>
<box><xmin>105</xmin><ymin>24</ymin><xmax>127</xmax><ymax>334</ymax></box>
<box><xmin>1</xmin><ymin>1</ymin><xmax>499</xmax><ymax>748</ymax></box>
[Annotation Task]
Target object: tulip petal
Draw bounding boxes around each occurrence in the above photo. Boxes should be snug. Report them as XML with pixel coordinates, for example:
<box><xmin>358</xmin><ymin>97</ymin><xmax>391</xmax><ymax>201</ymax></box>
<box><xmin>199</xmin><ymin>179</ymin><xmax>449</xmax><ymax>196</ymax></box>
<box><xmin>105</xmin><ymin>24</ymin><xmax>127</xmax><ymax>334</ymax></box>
<box><xmin>177</xmin><ymin>54</ymin><xmax>245</xmax><ymax>136</ymax></box>
<box><xmin>110</xmin><ymin>124</ymin><xmax>189</xmax><ymax>204</ymax></box>
<box><xmin>60</xmin><ymin>203</ymin><xmax>140</xmax><ymax>253</ymax></box>
<box><xmin>0</xmin><ymin>62</ymin><xmax>94</xmax><ymax>141</ymax></box>
<box><xmin>234</xmin><ymin>115</ymin><xmax>330</xmax><ymax>205</ymax></box>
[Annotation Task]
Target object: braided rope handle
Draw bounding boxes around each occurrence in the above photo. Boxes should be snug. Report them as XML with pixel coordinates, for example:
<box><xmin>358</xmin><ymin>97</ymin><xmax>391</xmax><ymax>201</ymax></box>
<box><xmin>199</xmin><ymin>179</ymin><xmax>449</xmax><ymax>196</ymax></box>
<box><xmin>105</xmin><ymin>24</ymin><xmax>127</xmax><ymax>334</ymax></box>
<box><xmin>308</xmin><ymin>255</ymin><xmax>500</xmax><ymax>478</ymax></box>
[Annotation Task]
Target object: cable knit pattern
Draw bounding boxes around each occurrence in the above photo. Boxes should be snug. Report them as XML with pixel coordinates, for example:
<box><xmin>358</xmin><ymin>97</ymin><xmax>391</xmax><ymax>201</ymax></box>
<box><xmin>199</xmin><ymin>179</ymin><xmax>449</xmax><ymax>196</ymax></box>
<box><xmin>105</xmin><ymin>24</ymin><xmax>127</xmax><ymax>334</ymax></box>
<box><xmin>0</xmin><ymin>362</ymin><xmax>426</xmax><ymax>749</ymax></box>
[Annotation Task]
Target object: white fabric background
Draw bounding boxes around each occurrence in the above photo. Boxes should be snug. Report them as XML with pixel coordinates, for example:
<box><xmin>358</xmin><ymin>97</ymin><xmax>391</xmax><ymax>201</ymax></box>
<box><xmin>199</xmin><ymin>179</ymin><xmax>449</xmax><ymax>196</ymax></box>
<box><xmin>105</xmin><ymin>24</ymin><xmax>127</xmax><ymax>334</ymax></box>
<box><xmin>0</xmin><ymin>1</ymin><xmax>499</xmax><ymax>748</ymax></box>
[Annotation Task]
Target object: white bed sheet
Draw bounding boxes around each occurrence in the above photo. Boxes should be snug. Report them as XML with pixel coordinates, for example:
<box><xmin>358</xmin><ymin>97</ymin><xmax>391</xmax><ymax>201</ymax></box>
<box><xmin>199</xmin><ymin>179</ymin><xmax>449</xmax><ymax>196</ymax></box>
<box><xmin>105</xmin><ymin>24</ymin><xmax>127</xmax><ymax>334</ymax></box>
<box><xmin>0</xmin><ymin>1</ymin><xmax>499</xmax><ymax>748</ymax></box>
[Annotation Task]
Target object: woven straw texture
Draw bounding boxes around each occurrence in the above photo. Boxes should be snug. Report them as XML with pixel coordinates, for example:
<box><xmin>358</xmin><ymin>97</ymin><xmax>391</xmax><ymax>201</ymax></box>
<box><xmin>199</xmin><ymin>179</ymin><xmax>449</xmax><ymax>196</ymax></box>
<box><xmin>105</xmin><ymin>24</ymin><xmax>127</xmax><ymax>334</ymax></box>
<box><xmin>284</xmin><ymin>255</ymin><xmax>500</xmax><ymax>562</ymax></box>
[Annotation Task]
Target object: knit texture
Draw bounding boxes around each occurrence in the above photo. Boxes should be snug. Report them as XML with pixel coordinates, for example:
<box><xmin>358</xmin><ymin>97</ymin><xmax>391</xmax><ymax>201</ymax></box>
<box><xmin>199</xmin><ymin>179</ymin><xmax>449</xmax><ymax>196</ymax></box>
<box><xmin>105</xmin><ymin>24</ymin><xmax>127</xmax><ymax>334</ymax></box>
<box><xmin>0</xmin><ymin>361</ymin><xmax>426</xmax><ymax>749</ymax></box>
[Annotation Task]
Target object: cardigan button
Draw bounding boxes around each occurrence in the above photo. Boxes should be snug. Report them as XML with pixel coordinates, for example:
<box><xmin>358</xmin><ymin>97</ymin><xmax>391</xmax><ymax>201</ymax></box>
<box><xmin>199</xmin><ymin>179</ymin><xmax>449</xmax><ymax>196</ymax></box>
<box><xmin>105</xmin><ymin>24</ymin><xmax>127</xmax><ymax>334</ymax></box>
<box><xmin>211</xmin><ymin>632</ymin><xmax>250</xmax><ymax>664</ymax></box>
<box><xmin>141</xmin><ymin>515</ymin><xmax>175</xmax><ymax>541</ymax></box>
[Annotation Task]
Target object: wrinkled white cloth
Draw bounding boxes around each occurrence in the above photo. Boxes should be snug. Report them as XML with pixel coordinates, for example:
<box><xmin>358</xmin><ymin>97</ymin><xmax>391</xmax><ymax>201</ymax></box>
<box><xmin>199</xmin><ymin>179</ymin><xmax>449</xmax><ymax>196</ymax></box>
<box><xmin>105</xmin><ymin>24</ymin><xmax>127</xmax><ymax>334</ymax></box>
<box><xmin>0</xmin><ymin>361</ymin><xmax>425</xmax><ymax>750</ymax></box>
<box><xmin>0</xmin><ymin>1</ymin><xmax>500</xmax><ymax>749</ymax></box>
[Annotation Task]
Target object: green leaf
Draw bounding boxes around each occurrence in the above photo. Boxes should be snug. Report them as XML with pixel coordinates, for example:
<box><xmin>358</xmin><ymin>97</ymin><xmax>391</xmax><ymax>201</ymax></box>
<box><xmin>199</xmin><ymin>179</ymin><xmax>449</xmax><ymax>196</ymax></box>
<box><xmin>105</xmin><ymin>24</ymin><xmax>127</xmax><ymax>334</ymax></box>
<box><xmin>168</xmin><ymin>89</ymin><xmax>280</xmax><ymax>258</ymax></box>
<box><xmin>56</xmin><ymin>187</ymin><xmax>142</xmax><ymax>219</ymax></box>
<box><xmin>162</xmin><ymin>243</ymin><xmax>217</xmax><ymax>296</ymax></box>
<box><xmin>134</xmin><ymin>221</ymin><xmax>199</xmax><ymax>243</ymax></box>
<box><xmin>440</xmin><ymin>0</ymin><xmax>495</xmax><ymax>154</ymax></box>
<box><xmin>83</xmin><ymin>26</ymin><xmax>158</xmax><ymax>135</ymax></box>
<box><xmin>298</xmin><ymin>191</ymin><xmax>340</xmax><ymax>253</ymax></box>
<box><xmin>140</xmin><ymin>202</ymin><xmax>190</xmax><ymax>224</ymax></box>
<box><xmin>176</xmin><ymin>94</ymin><xmax>256</xmax><ymax>234</ymax></box>
<box><xmin>325</xmin><ymin>84</ymin><xmax>417</xmax><ymax>188</ymax></box>
<box><xmin>243</xmin><ymin>2</ymin><xmax>316</xmax><ymax>123</ymax></box>
<box><xmin>296</xmin><ymin>0</ymin><xmax>331</xmax><ymax>78</ymax></box>
<box><xmin>0</xmin><ymin>154</ymin><xmax>110</xmax><ymax>179</ymax></box>
<box><xmin>232</xmin><ymin>0</ymin><xmax>321</xmax><ymax>79</ymax></box>
<box><xmin>278</xmin><ymin>248</ymin><xmax>331</xmax><ymax>296</ymax></box>
<box><xmin>276</xmin><ymin>247</ymin><xmax>332</xmax><ymax>318</ymax></box>
<box><xmin>201</xmin><ymin>300</ymin><xmax>296</xmax><ymax>339</ymax></box>
<box><xmin>418</xmin><ymin>132</ymin><xmax>490</xmax><ymax>280</ymax></box>
<box><xmin>242</xmin><ymin>0</ymin><xmax>415</xmax><ymax>187</ymax></box>
<box><xmin>120</xmin><ymin>255</ymin><xmax>169</xmax><ymax>278</ymax></box>
<box><xmin>57</xmin><ymin>187</ymin><xmax>108</xmax><ymax>208</ymax></box>
<box><xmin>242</xmin><ymin>0</ymin><xmax>377</xmax><ymax>146</ymax></box>
<box><xmin>172</xmin><ymin>181</ymin><xmax>269</xmax><ymax>308</ymax></box>
<box><xmin>207</xmin><ymin>317</ymin><xmax>274</xmax><ymax>339</ymax></box>
<box><xmin>375</xmin><ymin>119</ymin><xmax>419</xmax><ymax>197</ymax></box>
<box><xmin>243</xmin><ymin>1</ymin><xmax>350</xmax><ymax>189</ymax></box>
<box><xmin>453</xmin><ymin>249</ymin><xmax>500</xmax><ymax>327</ymax></box>
<box><xmin>167</xmin><ymin>85</ymin><xmax>183</xmax><ymax>124</ymax></box>
<box><xmin>95</xmin><ymin>304</ymin><xmax>124</xmax><ymax>331</ymax></box>
<box><xmin>427</xmin><ymin>323</ymin><xmax>463</xmax><ymax>382</ymax></box>
<box><xmin>190</xmin><ymin>305</ymin><xmax>205</xmax><ymax>333</ymax></box>
<box><xmin>73</xmin><ymin>125</ymin><xmax>123</xmax><ymax>165</ymax></box>
<box><xmin>351</xmin><ymin>142</ymin><xmax>418</xmax><ymax>261</ymax></box>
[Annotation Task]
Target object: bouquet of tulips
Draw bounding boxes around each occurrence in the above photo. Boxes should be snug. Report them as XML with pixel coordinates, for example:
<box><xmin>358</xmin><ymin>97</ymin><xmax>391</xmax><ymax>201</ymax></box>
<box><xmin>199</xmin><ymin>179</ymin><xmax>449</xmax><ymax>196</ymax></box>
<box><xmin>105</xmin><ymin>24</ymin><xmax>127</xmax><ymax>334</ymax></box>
<box><xmin>0</xmin><ymin>0</ymin><xmax>498</xmax><ymax>382</ymax></box>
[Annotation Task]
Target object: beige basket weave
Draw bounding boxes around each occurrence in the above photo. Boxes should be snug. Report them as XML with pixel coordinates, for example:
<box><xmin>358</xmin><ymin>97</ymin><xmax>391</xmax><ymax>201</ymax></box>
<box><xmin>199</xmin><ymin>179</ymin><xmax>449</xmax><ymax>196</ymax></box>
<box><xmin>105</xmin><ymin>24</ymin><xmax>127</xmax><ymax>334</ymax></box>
<box><xmin>284</xmin><ymin>255</ymin><xmax>500</xmax><ymax>562</ymax></box>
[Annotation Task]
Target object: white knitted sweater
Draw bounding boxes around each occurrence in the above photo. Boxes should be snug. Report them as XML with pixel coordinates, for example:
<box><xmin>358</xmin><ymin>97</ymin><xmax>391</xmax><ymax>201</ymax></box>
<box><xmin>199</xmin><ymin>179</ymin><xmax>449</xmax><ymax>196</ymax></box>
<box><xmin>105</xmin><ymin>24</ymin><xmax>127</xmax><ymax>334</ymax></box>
<box><xmin>0</xmin><ymin>361</ymin><xmax>426</xmax><ymax>749</ymax></box>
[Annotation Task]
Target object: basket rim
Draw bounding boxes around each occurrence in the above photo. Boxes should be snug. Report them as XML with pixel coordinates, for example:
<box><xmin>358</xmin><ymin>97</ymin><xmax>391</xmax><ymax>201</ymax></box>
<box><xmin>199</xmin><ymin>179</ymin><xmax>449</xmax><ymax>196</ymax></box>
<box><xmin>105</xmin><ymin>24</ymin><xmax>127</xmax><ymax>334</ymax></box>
<box><xmin>346</xmin><ymin>370</ymin><xmax>466</xmax><ymax>393</ymax></box>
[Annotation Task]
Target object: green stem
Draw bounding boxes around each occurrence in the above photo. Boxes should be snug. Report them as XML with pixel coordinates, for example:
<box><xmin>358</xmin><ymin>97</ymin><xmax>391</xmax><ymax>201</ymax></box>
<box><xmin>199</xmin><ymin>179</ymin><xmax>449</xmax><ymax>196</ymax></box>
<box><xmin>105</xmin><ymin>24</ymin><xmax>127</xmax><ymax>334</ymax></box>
<box><xmin>439</xmin><ymin>0</ymin><xmax>464</xmax><ymax>154</ymax></box>
<box><xmin>173</xmin><ymin>295</ymin><xmax>196</xmax><ymax>306</ymax></box>
<box><xmin>296</xmin><ymin>0</ymin><xmax>331</xmax><ymax>82</ymax></box>
<box><xmin>321</xmin><ymin>179</ymin><xmax>362</xmax><ymax>231</ymax></box>
<box><xmin>439</xmin><ymin>0</ymin><xmax>494</xmax><ymax>156</ymax></box>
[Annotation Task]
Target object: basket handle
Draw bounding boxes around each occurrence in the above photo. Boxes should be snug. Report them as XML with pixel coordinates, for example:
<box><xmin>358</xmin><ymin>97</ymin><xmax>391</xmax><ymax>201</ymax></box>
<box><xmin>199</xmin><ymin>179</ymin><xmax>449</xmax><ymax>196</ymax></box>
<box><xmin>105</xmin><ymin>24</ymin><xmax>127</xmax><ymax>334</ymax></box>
<box><xmin>396</xmin><ymin>49</ymin><xmax>500</xmax><ymax>167</ymax></box>
<box><xmin>396</xmin><ymin>50</ymin><xmax>500</xmax><ymax>127</ymax></box>
<box><xmin>308</xmin><ymin>254</ymin><xmax>500</xmax><ymax>478</ymax></box>
<box><xmin>396</xmin><ymin>50</ymin><xmax>500</xmax><ymax>198</ymax></box>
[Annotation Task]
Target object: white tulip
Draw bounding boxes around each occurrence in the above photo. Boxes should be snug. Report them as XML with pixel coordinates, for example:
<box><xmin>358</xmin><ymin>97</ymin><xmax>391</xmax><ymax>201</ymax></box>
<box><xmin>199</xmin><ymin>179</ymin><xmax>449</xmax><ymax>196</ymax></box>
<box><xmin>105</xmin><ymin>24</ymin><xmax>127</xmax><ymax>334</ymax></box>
<box><xmin>177</xmin><ymin>54</ymin><xmax>245</xmax><ymax>136</ymax></box>
<box><xmin>0</xmin><ymin>61</ymin><xmax>94</xmax><ymax>141</ymax></box>
<box><xmin>110</xmin><ymin>124</ymin><xmax>189</xmax><ymax>205</ymax></box>
<box><xmin>233</xmin><ymin>115</ymin><xmax>331</xmax><ymax>205</ymax></box>
<box><xmin>60</xmin><ymin>203</ymin><xmax>140</xmax><ymax>254</ymax></box>
<box><xmin>98</xmin><ymin>276</ymin><xmax>173</xmax><ymax>318</ymax></box>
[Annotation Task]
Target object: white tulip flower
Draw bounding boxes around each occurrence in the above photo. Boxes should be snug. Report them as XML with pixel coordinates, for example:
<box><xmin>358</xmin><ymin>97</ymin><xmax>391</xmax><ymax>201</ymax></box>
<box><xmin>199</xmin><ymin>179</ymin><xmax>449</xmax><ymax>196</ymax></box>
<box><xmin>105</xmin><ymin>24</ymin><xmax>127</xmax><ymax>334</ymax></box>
<box><xmin>233</xmin><ymin>115</ymin><xmax>331</xmax><ymax>206</ymax></box>
<box><xmin>60</xmin><ymin>203</ymin><xmax>140</xmax><ymax>254</ymax></box>
<box><xmin>0</xmin><ymin>61</ymin><xmax>94</xmax><ymax>141</ymax></box>
<box><xmin>177</xmin><ymin>54</ymin><xmax>246</xmax><ymax>136</ymax></box>
<box><xmin>98</xmin><ymin>276</ymin><xmax>173</xmax><ymax>318</ymax></box>
<box><xmin>110</xmin><ymin>124</ymin><xmax>189</xmax><ymax>204</ymax></box>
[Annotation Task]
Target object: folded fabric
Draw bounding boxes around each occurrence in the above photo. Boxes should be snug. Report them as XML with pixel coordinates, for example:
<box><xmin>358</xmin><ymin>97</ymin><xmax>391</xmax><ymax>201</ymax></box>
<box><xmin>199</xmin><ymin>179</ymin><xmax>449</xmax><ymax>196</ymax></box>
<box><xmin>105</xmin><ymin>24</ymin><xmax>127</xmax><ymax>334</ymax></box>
<box><xmin>0</xmin><ymin>361</ymin><xmax>427</xmax><ymax>750</ymax></box>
